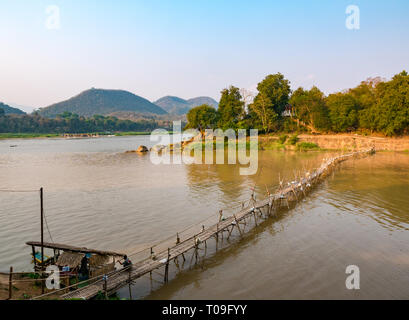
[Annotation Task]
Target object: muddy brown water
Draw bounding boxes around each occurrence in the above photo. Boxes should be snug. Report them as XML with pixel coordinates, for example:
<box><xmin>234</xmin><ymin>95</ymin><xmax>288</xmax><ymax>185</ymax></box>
<box><xmin>0</xmin><ymin>136</ymin><xmax>408</xmax><ymax>299</ymax></box>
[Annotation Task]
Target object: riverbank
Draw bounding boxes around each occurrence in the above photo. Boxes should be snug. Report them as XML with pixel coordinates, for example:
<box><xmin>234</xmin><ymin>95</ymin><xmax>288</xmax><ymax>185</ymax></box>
<box><xmin>2</xmin><ymin>132</ymin><xmax>409</xmax><ymax>152</ymax></box>
<box><xmin>0</xmin><ymin>133</ymin><xmax>62</xmax><ymax>139</ymax></box>
<box><xmin>0</xmin><ymin>132</ymin><xmax>152</xmax><ymax>140</ymax></box>
<box><xmin>259</xmin><ymin>133</ymin><xmax>409</xmax><ymax>152</ymax></box>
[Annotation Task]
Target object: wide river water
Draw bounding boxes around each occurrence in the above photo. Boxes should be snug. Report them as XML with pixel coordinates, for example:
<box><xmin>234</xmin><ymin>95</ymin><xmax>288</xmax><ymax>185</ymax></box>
<box><xmin>0</xmin><ymin>136</ymin><xmax>408</xmax><ymax>299</ymax></box>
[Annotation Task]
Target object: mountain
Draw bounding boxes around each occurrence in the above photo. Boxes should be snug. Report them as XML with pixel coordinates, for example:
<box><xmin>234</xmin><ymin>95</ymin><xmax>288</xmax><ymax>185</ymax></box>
<box><xmin>154</xmin><ymin>96</ymin><xmax>191</xmax><ymax>115</ymax></box>
<box><xmin>154</xmin><ymin>96</ymin><xmax>218</xmax><ymax>115</ymax></box>
<box><xmin>7</xmin><ymin>102</ymin><xmax>35</xmax><ymax>113</ymax></box>
<box><xmin>187</xmin><ymin>97</ymin><xmax>218</xmax><ymax>109</ymax></box>
<box><xmin>38</xmin><ymin>88</ymin><xmax>167</xmax><ymax>118</ymax></box>
<box><xmin>0</xmin><ymin>102</ymin><xmax>26</xmax><ymax>115</ymax></box>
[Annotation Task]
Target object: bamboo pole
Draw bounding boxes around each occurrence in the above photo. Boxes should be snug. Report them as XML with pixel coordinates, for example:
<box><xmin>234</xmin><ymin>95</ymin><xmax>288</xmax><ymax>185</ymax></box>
<box><xmin>253</xmin><ymin>210</ymin><xmax>258</xmax><ymax>225</ymax></box>
<box><xmin>40</xmin><ymin>187</ymin><xmax>45</xmax><ymax>294</ymax></box>
<box><xmin>164</xmin><ymin>248</ymin><xmax>170</xmax><ymax>283</ymax></box>
<box><xmin>233</xmin><ymin>215</ymin><xmax>243</xmax><ymax>236</ymax></box>
<box><xmin>103</xmin><ymin>275</ymin><xmax>108</xmax><ymax>299</ymax></box>
<box><xmin>128</xmin><ymin>271</ymin><xmax>132</xmax><ymax>300</ymax></box>
<box><xmin>8</xmin><ymin>266</ymin><xmax>13</xmax><ymax>300</ymax></box>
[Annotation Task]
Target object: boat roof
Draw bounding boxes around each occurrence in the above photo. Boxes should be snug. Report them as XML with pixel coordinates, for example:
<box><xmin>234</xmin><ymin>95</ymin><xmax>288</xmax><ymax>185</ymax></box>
<box><xmin>26</xmin><ymin>241</ymin><xmax>125</xmax><ymax>257</ymax></box>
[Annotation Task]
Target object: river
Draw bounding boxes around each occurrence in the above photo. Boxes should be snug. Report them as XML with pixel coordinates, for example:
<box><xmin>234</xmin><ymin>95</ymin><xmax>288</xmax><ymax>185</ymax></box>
<box><xmin>0</xmin><ymin>136</ymin><xmax>408</xmax><ymax>299</ymax></box>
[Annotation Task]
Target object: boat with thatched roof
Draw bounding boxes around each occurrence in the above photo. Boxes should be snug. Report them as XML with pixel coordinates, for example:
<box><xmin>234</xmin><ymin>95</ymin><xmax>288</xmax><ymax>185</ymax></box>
<box><xmin>26</xmin><ymin>241</ymin><xmax>125</xmax><ymax>281</ymax></box>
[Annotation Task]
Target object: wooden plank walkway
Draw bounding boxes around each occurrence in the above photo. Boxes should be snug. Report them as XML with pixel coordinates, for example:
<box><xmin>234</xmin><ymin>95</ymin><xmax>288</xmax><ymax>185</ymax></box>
<box><xmin>44</xmin><ymin>148</ymin><xmax>375</xmax><ymax>300</ymax></box>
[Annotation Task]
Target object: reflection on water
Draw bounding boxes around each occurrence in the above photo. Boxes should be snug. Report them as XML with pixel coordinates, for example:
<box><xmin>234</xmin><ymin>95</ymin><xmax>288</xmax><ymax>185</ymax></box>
<box><xmin>0</xmin><ymin>137</ymin><xmax>408</xmax><ymax>299</ymax></box>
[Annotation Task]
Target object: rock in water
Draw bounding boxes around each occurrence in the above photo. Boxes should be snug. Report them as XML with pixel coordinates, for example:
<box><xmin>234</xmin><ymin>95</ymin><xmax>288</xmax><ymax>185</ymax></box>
<box><xmin>136</xmin><ymin>145</ymin><xmax>149</xmax><ymax>153</ymax></box>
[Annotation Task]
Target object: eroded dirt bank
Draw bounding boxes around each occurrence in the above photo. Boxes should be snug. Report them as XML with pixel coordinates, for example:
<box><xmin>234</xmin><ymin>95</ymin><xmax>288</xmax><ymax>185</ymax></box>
<box><xmin>298</xmin><ymin>134</ymin><xmax>409</xmax><ymax>151</ymax></box>
<box><xmin>260</xmin><ymin>134</ymin><xmax>409</xmax><ymax>152</ymax></box>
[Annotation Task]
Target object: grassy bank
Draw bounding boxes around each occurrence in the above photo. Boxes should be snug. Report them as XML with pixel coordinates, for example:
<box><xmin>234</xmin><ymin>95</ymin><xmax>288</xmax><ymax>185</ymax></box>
<box><xmin>114</xmin><ymin>131</ymin><xmax>152</xmax><ymax>136</ymax></box>
<box><xmin>185</xmin><ymin>135</ymin><xmax>319</xmax><ymax>152</ymax></box>
<box><xmin>0</xmin><ymin>133</ymin><xmax>62</xmax><ymax>139</ymax></box>
<box><xmin>259</xmin><ymin>134</ymin><xmax>321</xmax><ymax>151</ymax></box>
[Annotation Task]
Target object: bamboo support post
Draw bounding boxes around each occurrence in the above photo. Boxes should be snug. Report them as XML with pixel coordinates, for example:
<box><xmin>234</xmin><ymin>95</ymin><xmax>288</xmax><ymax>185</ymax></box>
<box><xmin>227</xmin><ymin>225</ymin><xmax>235</xmax><ymax>239</ymax></box>
<box><xmin>128</xmin><ymin>268</ymin><xmax>132</xmax><ymax>300</ymax></box>
<box><xmin>8</xmin><ymin>266</ymin><xmax>13</xmax><ymax>300</ymax></box>
<box><xmin>164</xmin><ymin>248</ymin><xmax>170</xmax><ymax>283</ymax></box>
<box><xmin>103</xmin><ymin>275</ymin><xmax>108</xmax><ymax>299</ymax></box>
<box><xmin>233</xmin><ymin>215</ymin><xmax>243</xmax><ymax>236</ymax></box>
<box><xmin>253</xmin><ymin>209</ymin><xmax>258</xmax><ymax>225</ymax></box>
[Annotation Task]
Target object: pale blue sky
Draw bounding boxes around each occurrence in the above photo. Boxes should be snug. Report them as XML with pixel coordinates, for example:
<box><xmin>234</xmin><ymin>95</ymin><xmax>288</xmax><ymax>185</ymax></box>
<box><xmin>0</xmin><ymin>0</ymin><xmax>408</xmax><ymax>111</ymax></box>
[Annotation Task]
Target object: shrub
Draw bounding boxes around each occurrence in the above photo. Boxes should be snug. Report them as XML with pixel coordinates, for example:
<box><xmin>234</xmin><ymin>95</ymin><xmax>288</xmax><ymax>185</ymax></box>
<box><xmin>278</xmin><ymin>134</ymin><xmax>288</xmax><ymax>144</ymax></box>
<box><xmin>28</xmin><ymin>273</ymin><xmax>40</xmax><ymax>279</ymax></box>
<box><xmin>296</xmin><ymin>142</ymin><xmax>319</xmax><ymax>151</ymax></box>
<box><xmin>287</xmin><ymin>134</ymin><xmax>299</xmax><ymax>145</ymax></box>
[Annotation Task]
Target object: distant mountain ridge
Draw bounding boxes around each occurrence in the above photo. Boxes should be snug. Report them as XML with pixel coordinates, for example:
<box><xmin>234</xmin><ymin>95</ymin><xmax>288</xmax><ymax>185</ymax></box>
<box><xmin>38</xmin><ymin>88</ymin><xmax>167</xmax><ymax>118</ymax></box>
<box><xmin>7</xmin><ymin>102</ymin><xmax>35</xmax><ymax>113</ymax></box>
<box><xmin>154</xmin><ymin>96</ymin><xmax>218</xmax><ymax>115</ymax></box>
<box><xmin>0</xmin><ymin>102</ymin><xmax>26</xmax><ymax>115</ymax></box>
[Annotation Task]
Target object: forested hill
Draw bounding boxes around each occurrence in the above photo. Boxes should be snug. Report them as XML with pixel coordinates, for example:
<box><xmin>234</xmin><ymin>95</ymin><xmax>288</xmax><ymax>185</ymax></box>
<box><xmin>187</xmin><ymin>97</ymin><xmax>218</xmax><ymax>109</ymax></box>
<box><xmin>38</xmin><ymin>88</ymin><xmax>168</xmax><ymax>118</ymax></box>
<box><xmin>0</xmin><ymin>102</ymin><xmax>25</xmax><ymax>115</ymax></box>
<box><xmin>154</xmin><ymin>96</ymin><xmax>218</xmax><ymax>115</ymax></box>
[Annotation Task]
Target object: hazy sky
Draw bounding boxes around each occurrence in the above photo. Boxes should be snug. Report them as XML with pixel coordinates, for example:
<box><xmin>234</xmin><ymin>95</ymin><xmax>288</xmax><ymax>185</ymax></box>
<box><xmin>1</xmin><ymin>0</ymin><xmax>408</xmax><ymax>112</ymax></box>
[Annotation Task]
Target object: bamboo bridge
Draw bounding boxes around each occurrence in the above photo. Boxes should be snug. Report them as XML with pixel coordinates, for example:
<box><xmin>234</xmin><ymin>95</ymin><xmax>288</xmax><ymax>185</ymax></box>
<box><xmin>32</xmin><ymin>147</ymin><xmax>375</xmax><ymax>300</ymax></box>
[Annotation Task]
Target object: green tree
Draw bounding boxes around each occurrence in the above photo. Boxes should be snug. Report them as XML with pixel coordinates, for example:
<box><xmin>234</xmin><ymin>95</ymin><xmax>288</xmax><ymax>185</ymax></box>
<box><xmin>256</xmin><ymin>73</ymin><xmax>291</xmax><ymax>114</ymax></box>
<box><xmin>185</xmin><ymin>104</ymin><xmax>218</xmax><ymax>134</ymax></box>
<box><xmin>326</xmin><ymin>92</ymin><xmax>359</xmax><ymax>132</ymax></box>
<box><xmin>249</xmin><ymin>73</ymin><xmax>291</xmax><ymax>132</ymax></box>
<box><xmin>348</xmin><ymin>78</ymin><xmax>381</xmax><ymax>132</ymax></box>
<box><xmin>0</xmin><ymin>108</ymin><xmax>5</xmax><ymax>117</ymax></box>
<box><xmin>217</xmin><ymin>86</ymin><xmax>245</xmax><ymax>130</ymax></box>
<box><xmin>248</xmin><ymin>92</ymin><xmax>277</xmax><ymax>132</ymax></box>
<box><xmin>375</xmin><ymin>71</ymin><xmax>409</xmax><ymax>136</ymax></box>
<box><xmin>289</xmin><ymin>86</ymin><xmax>331</xmax><ymax>132</ymax></box>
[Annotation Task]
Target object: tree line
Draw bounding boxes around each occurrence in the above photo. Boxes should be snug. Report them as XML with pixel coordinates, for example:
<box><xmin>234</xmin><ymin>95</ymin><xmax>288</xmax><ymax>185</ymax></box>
<box><xmin>0</xmin><ymin>111</ymin><xmax>161</xmax><ymax>133</ymax></box>
<box><xmin>186</xmin><ymin>71</ymin><xmax>409</xmax><ymax>136</ymax></box>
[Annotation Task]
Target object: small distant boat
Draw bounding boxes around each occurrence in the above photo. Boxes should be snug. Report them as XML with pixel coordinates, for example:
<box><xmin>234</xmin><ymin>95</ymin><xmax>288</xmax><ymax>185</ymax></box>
<box><xmin>9</xmin><ymin>145</ymin><xmax>17</xmax><ymax>148</ymax></box>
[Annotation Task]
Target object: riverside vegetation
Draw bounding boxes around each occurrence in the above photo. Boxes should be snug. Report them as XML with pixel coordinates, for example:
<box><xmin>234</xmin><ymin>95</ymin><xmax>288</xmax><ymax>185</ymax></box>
<box><xmin>1</xmin><ymin>71</ymin><xmax>408</xmax><ymax>146</ymax></box>
<box><xmin>185</xmin><ymin>71</ymin><xmax>409</xmax><ymax>137</ymax></box>
<box><xmin>0</xmin><ymin>112</ymin><xmax>165</xmax><ymax>135</ymax></box>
